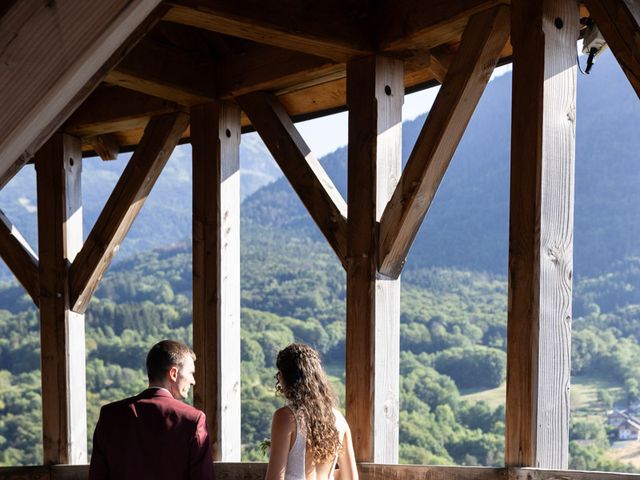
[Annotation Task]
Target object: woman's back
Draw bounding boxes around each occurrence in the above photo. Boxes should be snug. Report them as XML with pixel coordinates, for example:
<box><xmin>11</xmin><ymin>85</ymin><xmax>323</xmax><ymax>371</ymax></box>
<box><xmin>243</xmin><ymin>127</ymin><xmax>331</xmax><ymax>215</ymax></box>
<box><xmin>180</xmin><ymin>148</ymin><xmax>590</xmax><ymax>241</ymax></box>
<box><xmin>283</xmin><ymin>407</ymin><xmax>351</xmax><ymax>480</ymax></box>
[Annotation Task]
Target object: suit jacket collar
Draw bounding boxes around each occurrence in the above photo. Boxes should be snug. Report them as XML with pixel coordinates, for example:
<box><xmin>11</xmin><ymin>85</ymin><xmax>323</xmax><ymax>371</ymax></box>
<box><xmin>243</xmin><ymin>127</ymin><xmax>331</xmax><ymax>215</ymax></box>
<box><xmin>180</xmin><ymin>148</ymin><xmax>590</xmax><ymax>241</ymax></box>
<box><xmin>139</xmin><ymin>387</ymin><xmax>174</xmax><ymax>399</ymax></box>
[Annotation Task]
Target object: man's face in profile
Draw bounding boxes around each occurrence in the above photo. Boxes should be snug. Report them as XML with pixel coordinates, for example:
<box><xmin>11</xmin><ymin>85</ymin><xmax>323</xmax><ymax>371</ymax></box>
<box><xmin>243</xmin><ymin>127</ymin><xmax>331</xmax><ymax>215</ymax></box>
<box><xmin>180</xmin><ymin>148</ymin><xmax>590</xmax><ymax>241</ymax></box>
<box><xmin>170</xmin><ymin>355</ymin><xmax>196</xmax><ymax>400</ymax></box>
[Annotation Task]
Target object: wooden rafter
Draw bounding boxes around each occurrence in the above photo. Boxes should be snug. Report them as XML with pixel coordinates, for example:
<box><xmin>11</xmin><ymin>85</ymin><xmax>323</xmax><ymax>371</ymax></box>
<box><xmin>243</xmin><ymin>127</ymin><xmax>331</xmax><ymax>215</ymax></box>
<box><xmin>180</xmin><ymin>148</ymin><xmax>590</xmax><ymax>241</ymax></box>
<box><xmin>584</xmin><ymin>0</ymin><xmax>640</xmax><ymax>98</ymax></box>
<box><xmin>377</xmin><ymin>5</ymin><xmax>510</xmax><ymax>278</ymax></box>
<box><xmin>377</xmin><ymin>0</ymin><xmax>505</xmax><ymax>52</ymax></box>
<box><xmin>64</xmin><ymin>86</ymin><xmax>182</xmax><ymax>138</ymax></box>
<box><xmin>237</xmin><ymin>92</ymin><xmax>348</xmax><ymax>267</ymax></box>
<box><xmin>0</xmin><ymin>0</ymin><xmax>167</xmax><ymax>188</ymax></box>
<box><xmin>68</xmin><ymin>112</ymin><xmax>189</xmax><ymax>314</ymax></box>
<box><xmin>216</xmin><ymin>46</ymin><xmax>342</xmax><ymax>98</ymax></box>
<box><xmin>164</xmin><ymin>0</ymin><xmax>373</xmax><ymax>62</ymax></box>
<box><xmin>106</xmin><ymin>37</ymin><xmax>216</xmax><ymax>105</ymax></box>
<box><xmin>0</xmin><ymin>209</ymin><xmax>39</xmax><ymax>304</ymax></box>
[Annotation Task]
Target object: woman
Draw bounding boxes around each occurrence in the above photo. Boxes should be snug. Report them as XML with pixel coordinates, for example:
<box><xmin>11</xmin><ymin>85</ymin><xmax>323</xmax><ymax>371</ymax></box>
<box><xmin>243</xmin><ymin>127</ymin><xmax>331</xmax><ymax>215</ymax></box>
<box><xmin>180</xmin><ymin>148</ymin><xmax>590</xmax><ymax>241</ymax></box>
<box><xmin>266</xmin><ymin>343</ymin><xmax>358</xmax><ymax>480</ymax></box>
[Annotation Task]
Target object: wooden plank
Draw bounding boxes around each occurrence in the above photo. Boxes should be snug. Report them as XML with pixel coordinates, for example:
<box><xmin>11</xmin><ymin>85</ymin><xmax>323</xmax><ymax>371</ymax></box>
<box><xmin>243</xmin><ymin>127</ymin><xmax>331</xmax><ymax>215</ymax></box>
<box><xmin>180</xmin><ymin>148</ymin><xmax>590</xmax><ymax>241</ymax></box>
<box><xmin>361</xmin><ymin>464</ymin><xmax>505</xmax><ymax>480</ymax></box>
<box><xmin>68</xmin><ymin>112</ymin><xmax>189</xmax><ymax>314</ymax></box>
<box><xmin>164</xmin><ymin>0</ymin><xmax>373</xmax><ymax>62</ymax></box>
<box><xmin>106</xmin><ymin>37</ymin><xmax>216</xmax><ymax>105</ymax></box>
<box><xmin>0</xmin><ymin>209</ymin><xmax>39</xmax><ymax>303</ymax></box>
<box><xmin>217</xmin><ymin>46</ymin><xmax>343</xmax><ymax>98</ymax></box>
<box><xmin>236</xmin><ymin>92</ymin><xmax>348</xmax><ymax>267</ymax></box>
<box><xmin>510</xmin><ymin>468</ymin><xmax>640</xmax><ymax>480</ymax></box>
<box><xmin>377</xmin><ymin>0</ymin><xmax>504</xmax><ymax>52</ymax></box>
<box><xmin>64</xmin><ymin>86</ymin><xmax>181</xmax><ymax>137</ymax></box>
<box><xmin>86</xmin><ymin>134</ymin><xmax>120</xmax><ymax>161</ymax></box>
<box><xmin>345</xmin><ymin>56</ymin><xmax>403</xmax><ymax>463</ymax></box>
<box><xmin>191</xmin><ymin>102</ymin><xmax>241</xmax><ymax>461</ymax></box>
<box><xmin>377</xmin><ymin>5</ymin><xmax>510</xmax><ymax>278</ymax></box>
<box><xmin>584</xmin><ymin>0</ymin><xmax>640</xmax><ymax>98</ymax></box>
<box><xmin>506</xmin><ymin>0</ymin><xmax>578</xmax><ymax>469</ymax></box>
<box><xmin>0</xmin><ymin>0</ymin><xmax>165</xmax><ymax>188</ymax></box>
<box><xmin>0</xmin><ymin>466</ymin><xmax>50</xmax><ymax>480</ymax></box>
<box><xmin>35</xmin><ymin>133</ymin><xmax>86</xmax><ymax>464</ymax></box>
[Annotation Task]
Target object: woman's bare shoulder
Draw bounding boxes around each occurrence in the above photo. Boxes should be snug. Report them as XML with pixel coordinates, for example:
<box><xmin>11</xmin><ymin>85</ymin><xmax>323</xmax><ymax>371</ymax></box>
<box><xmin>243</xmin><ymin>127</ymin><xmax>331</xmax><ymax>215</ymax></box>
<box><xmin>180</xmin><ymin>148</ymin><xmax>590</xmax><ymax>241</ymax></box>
<box><xmin>273</xmin><ymin>406</ymin><xmax>296</xmax><ymax>427</ymax></box>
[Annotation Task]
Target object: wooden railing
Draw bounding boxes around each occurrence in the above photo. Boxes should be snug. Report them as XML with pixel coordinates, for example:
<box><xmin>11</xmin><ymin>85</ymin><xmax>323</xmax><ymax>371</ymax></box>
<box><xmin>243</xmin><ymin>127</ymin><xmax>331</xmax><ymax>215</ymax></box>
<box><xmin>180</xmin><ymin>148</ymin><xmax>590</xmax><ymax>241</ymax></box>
<box><xmin>2</xmin><ymin>463</ymin><xmax>640</xmax><ymax>480</ymax></box>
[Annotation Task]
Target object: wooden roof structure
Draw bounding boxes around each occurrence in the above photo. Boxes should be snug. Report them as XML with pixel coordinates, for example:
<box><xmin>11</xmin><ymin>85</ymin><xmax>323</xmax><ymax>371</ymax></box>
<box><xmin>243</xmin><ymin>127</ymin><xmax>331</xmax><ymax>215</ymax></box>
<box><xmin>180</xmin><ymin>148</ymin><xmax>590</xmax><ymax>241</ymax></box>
<box><xmin>1</xmin><ymin>0</ymin><xmax>640</xmax><ymax>479</ymax></box>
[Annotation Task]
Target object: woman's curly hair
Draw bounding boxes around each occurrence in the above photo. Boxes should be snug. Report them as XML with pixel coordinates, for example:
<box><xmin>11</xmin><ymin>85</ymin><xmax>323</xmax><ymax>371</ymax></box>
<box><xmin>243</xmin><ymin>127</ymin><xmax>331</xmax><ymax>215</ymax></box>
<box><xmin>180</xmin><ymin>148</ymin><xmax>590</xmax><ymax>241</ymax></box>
<box><xmin>276</xmin><ymin>343</ymin><xmax>340</xmax><ymax>463</ymax></box>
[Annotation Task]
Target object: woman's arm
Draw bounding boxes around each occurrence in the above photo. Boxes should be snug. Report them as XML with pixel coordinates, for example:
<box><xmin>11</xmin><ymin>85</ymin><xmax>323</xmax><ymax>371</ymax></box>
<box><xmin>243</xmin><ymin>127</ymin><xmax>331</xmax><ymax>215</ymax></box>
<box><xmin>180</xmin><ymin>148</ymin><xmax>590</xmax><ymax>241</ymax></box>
<box><xmin>265</xmin><ymin>407</ymin><xmax>295</xmax><ymax>480</ymax></box>
<box><xmin>336</xmin><ymin>423</ymin><xmax>358</xmax><ymax>480</ymax></box>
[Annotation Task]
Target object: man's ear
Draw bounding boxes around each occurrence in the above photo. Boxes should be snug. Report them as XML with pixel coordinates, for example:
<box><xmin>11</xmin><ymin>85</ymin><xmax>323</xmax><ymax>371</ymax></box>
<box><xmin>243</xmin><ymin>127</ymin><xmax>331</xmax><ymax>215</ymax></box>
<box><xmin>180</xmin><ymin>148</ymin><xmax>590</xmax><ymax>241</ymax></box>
<box><xmin>169</xmin><ymin>366</ymin><xmax>178</xmax><ymax>382</ymax></box>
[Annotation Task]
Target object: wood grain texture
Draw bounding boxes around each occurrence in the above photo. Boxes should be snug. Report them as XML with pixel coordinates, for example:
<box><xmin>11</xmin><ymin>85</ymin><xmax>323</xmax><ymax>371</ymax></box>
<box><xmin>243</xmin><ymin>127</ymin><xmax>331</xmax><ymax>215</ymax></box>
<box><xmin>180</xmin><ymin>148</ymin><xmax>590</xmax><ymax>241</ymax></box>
<box><xmin>164</xmin><ymin>0</ymin><xmax>373</xmax><ymax>62</ymax></box>
<box><xmin>360</xmin><ymin>464</ymin><xmax>505</xmax><ymax>480</ymax></box>
<box><xmin>64</xmin><ymin>86</ymin><xmax>181</xmax><ymax>138</ymax></box>
<box><xmin>87</xmin><ymin>135</ymin><xmax>119</xmax><ymax>161</ymax></box>
<box><xmin>191</xmin><ymin>102</ymin><xmax>241</xmax><ymax>461</ymax></box>
<box><xmin>584</xmin><ymin>0</ymin><xmax>640</xmax><ymax>99</ymax></box>
<box><xmin>216</xmin><ymin>47</ymin><xmax>342</xmax><ymax>98</ymax></box>
<box><xmin>509</xmin><ymin>468</ymin><xmax>640</xmax><ymax>480</ymax></box>
<box><xmin>106</xmin><ymin>37</ymin><xmax>216</xmax><ymax>105</ymax></box>
<box><xmin>346</xmin><ymin>56</ymin><xmax>403</xmax><ymax>463</ymax></box>
<box><xmin>0</xmin><ymin>0</ymin><xmax>164</xmax><ymax>186</ymax></box>
<box><xmin>68</xmin><ymin>112</ymin><xmax>189</xmax><ymax>314</ymax></box>
<box><xmin>506</xmin><ymin>0</ymin><xmax>578</xmax><ymax>469</ymax></box>
<box><xmin>0</xmin><ymin>209</ymin><xmax>39</xmax><ymax>303</ymax></box>
<box><xmin>377</xmin><ymin>0</ymin><xmax>504</xmax><ymax>52</ymax></box>
<box><xmin>4</xmin><ymin>465</ymin><xmax>640</xmax><ymax>480</ymax></box>
<box><xmin>237</xmin><ymin>92</ymin><xmax>348</xmax><ymax>267</ymax></box>
<box><xmin>377</xmin><ymin>5</ymin><xmax>510</xmax><ymax>278</ymax></box>
<box><xmin>35</xmin><ymin>134</ymin><xmax>87</xmax><ymax>464</ymax></box>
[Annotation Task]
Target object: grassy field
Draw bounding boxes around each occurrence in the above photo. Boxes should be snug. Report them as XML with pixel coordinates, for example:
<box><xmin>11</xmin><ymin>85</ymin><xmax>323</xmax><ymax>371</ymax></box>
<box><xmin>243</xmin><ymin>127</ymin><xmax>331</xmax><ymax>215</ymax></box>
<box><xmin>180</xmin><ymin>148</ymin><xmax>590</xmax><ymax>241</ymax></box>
<box><xmin>460</xmin><ymin>375</ymin><xmax>625</xmax><ymax>413</ymax></box>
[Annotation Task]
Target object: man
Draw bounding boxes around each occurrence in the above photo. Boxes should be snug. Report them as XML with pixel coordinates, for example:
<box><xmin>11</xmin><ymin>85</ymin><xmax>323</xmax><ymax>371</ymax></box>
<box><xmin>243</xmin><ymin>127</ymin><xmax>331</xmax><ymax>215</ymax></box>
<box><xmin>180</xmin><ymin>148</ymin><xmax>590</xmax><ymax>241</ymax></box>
<box><xmin>89</xmin><ymin>340</ymin><xmax>214</xmax><ymax>480</ymax></box>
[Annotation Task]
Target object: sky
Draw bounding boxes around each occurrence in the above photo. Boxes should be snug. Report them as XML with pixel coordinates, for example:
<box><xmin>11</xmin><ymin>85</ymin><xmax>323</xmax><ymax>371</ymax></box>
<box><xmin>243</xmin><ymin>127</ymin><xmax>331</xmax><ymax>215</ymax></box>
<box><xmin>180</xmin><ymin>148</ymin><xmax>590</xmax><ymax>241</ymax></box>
<box><xmin>295</xmin><ymin>63</ymin><xmax>514</xmax><ymax>158</ymax></box>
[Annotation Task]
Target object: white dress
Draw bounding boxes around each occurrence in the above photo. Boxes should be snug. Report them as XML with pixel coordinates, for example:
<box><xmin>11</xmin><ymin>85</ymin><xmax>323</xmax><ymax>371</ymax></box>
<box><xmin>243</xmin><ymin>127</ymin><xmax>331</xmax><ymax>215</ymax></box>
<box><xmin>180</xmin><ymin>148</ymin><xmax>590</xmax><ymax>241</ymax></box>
<box><xmin>284</xmin><ymin>406</ymin><xmax>338</xmax><ymax>480</ymax></box>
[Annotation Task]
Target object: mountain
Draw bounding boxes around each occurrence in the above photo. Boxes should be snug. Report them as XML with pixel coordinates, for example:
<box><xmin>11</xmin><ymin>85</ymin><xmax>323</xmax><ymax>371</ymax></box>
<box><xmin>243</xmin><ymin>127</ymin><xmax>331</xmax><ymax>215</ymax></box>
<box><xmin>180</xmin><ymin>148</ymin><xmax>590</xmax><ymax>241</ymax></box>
<box><xmin>0</xmin><ymin>50</ymin><xmax>637</xmax><ymax>280</ymax></box>
<box><xmin>0</xmin><ymin>132</ymin><xmax>280</xmax><ymax>271</ymax></box>
<box><xmin>246</xmin><ymin>50</ymin><xmax>640</xmax><ymax>278</ymax></box>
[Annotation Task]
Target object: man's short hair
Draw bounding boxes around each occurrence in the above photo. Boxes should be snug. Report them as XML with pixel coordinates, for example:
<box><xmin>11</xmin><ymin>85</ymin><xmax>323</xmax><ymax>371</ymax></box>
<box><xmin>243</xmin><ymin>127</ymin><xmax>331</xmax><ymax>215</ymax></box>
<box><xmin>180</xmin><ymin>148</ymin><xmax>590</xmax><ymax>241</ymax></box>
<box><xmin>146</xmin><ymin>340</ymin><xmax>195</xmax><ymax>383</ymax></box>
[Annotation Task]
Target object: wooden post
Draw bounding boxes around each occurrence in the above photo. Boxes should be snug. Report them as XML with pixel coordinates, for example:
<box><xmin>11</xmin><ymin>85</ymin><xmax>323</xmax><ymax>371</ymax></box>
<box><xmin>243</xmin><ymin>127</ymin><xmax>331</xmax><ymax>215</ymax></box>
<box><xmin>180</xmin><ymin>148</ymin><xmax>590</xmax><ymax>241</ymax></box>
<box><xmin>35</xmin><ymin>133</ymin><xmax>86</xmax><ymax>464</ymax></box>
<box><xmin>346</xmin><ymin>56</ymin><xmax>403</xmax><ymax>463</ymax></box>
<box><xmin>191</xmin><ymin>102</ymin><xmax>241</xmax><ymax>461</ymax></box>
<box><xmin>506</xmin><ymin>0</ymin><xmax>578</xmax><ymax>469</ymax></box>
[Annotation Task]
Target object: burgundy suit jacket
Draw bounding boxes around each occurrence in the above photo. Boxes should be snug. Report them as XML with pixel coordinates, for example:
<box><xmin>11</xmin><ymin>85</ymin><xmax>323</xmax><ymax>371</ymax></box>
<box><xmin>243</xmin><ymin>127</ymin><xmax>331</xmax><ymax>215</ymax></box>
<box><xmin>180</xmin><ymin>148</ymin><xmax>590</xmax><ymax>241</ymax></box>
<box><xmin>89</xmin><ymin>388</ymin><xmax>214</xmax><ymax>480</ymax></box>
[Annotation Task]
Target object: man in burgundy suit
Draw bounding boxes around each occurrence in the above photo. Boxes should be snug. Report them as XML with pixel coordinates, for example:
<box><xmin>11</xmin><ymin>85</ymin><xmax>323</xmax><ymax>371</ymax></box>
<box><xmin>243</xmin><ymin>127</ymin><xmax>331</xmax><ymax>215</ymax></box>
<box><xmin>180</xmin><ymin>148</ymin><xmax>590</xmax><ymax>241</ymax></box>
<box><xmin>89</xmin><ymin>340</ymin><xmax>214</xmax><ymax>480</ymax></box>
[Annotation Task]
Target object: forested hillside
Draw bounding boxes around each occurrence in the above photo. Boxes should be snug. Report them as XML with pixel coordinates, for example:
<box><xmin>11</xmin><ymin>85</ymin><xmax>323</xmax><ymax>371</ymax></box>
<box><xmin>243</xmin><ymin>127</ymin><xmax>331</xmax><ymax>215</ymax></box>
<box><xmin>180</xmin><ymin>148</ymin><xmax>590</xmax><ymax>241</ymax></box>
<box><xmin>2</xmin><ymin>50</ymin><xmax>640</xmax><ymax>470</ymax></box>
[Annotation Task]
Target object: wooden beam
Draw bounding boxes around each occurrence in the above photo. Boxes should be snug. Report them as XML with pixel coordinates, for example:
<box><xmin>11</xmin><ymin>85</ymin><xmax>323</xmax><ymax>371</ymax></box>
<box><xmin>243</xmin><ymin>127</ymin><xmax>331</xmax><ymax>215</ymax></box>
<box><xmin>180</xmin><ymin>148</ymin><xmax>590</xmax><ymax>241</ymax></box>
<box><xmin>506</xmin><ymin>0</ymin><xmax>578</xmax><ymax>469</ymax></box>
<box><xmin>217</xmin><ymin>47</ymin><xmax>343</xmax><ymax>98</ymax></box>
<box><xmin>6</xmin><ymin>464</ymin><xmax>640</xmax><ymax>480</ymax></box>
<box><xmin>164</xmin><ymin>0</ymin><xmax>373</xmax><ymax>62</ymax></box>
<box><xmin>0</xmin><ymin>209</ymin><xmax>39</xmax><ymax>304</ymax></box>
<box><xmin>64</xmin><ymin>86</ymin><xmax>181</xmax><ymax>138</ymax></box>
<box><xmin>0</xmin><ymin>0</ymin><xmax>166</xmax><ymax>188</ymax></box>
<box><xmin>68</xmin><ymin>112</ymin><xmax>189</xmax><ymax>313</ymax></box>
<box><xmin>236</xmin><ymin>92</ymin><xmax>348</xmax><ymax>267</ymax></box>
<box><xmin>377</xmin><ymin>0</ymin><xmax>504</xmax><ymax>52</ymax></box>
<box><xmin>35</xmin><ymin>133</ymin><xmax>87</xmax><ymax>464</ymax></box>
<box><xmin>346</xmin><ymin>56</ymin><xmax>403</xmax><ymax>463</ymax></box>
<box><xmin>510</xmin><ymin>468</ymin><xmax>640</xmax><ymax>480</ymax></box>
<box><xmin>106</xmin><ymin>37</ymin><xmax>216</xmax><ymax>105</ymax></box>
<box><xmin>361</xmin><ymin>465</ymin><xmax>505</xmax><ymax>480</ymax></box>
<box><xmin>584</xmin><ymin>0</ymin><xmax>640</xmax><ymax>98</ymax></box>
<box><xmin>191</xmin><ymin>102</ymin><xmax>241</xmax><ymax>461</ymax></box>
<box><xmin>377</xmin><ymin>5</ymin><xmax>510</xmax><ymax>278</ymax></box>
<box><xmin>86</xmin><ymin>134</ymin><xmax>120</xmax><ymax>161</ymax></box>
